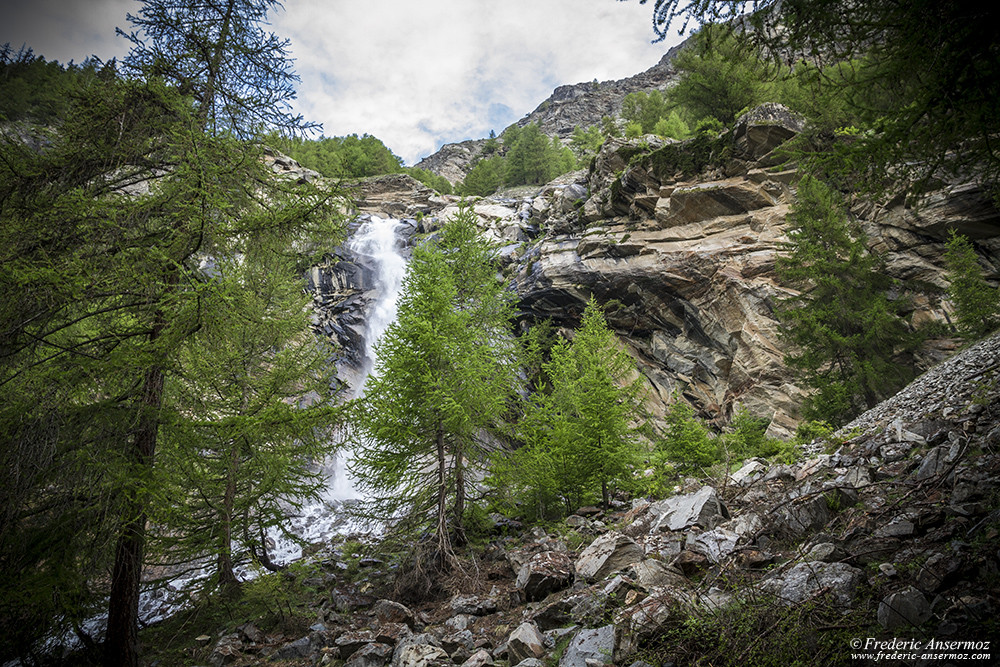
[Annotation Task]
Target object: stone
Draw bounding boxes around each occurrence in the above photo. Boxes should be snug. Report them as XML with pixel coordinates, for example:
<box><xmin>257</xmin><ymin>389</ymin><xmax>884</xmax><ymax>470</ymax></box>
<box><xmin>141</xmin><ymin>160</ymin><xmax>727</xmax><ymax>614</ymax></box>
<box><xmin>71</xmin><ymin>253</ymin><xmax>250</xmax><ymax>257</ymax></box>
<box><xmin>730</xmin><ymin>458</ymin><xmax>768</xmax><ymax>486</ymax></box>
<box><xmin>778</xmin><ymin>496</ymin><xmax>832</xmax><ymax>538</ymax></box>
<box><xmin>444</xmin><ymin>614</ymin><xmax>477</xmax><ymax>632</ymax></box>
<box><xmin>461</xmin><ymin>649</ymin><xmax>494</xmax><ymax>667</ymax></box>
<box><xmin>373</xmin><ymin>599</ymin><xmax>416</xmax><ymax>628</ymax></box>
<box><xmin>649</xmin><ymin>487</ymin><xmax>729</xmax><ymax>532</ymax></box>
<box><xmin>732</xmin><ymin>104</ymin><xmax>805</xmax><ymax>160</ymax></box>
<box><xmin>914</xmin><ymin>445</ymin><xmax>952</xmax><ymax>481</ymax></box>
<box><xmin>761</xmin><ymin>562</ymin><xmax>864</xmax><ymax>607</ymax></box>
<box><xmin>672</xmin><ymin>550</ymin><xmax>709</xmax><ymax>576</ymax></box>
<box><xmin>394</xmin><ymin>644</ymin><xmax>450</xmax><ymax>667</ymax></box>
<box><xmin>575</xmin><ymin>532</ymin><xmax>645</xmax><ymax>581</ymax></box>
<box><xmin>450</xmin><ymin>594</ymin><xmax>498</xmax><ymax>616</ymax></box>
<box><xmin>517</xmin><ymin>550</ymin><xmax>575</xmax><ymax>601</ymax></box>
<box><xmin>345</xmin><ymin>644</ymin><xmax>394</xmax><ymax>667</ymax></box>
<box><xmin>338</xmin><ymin>630</ymin><xmax>378</xmax><ymax>658</ymax></box>
<box><xmin>873</xmin><ymin>518</ymin><xmax>915</xmax><ymax>539</ymax></box>
<box><xmin>804</xmin><ymin>543</ymin><xmax>839</xmax><ymax>563</ymax></box>
<box><xmin>878</xmin><ymin>587</ymin><xmax>932</xmax><ymax>629</ymax></box>
<box><xmin>559</xmin><ymin>626</ymin><xmax>615</xmax><ymax>667</ymax></box>
<box><xmin>613</xmin><ymin>586</ymin><xmax>687</xmax><ymax>661</ymax></box>
<box><xmin>440</xmin><ymin>630</ymin><xmax>476</xmax><ymax>656</ymax></box>
<box><xmin>507</xmin><ymin>623</ymin><xmax>547</xmax><ymax>665</ymax></box>
<box><xmin>628</xmin><ymin>559</ymin><xmax>688</xmax><ymax>590</ymax></box>
<box><xmin>687</xmin><ymin>528</ymin><xmax>739</xmax><ymax>563</ymax></box>
<box><xmin>209</xmin><ymin>634</ymin><xmax>242</xmax><ymax>667</ymax></box>
<box><xmin>274</xmin><ymin>636</ymin><xmax>313</xmax><ymax>661</ymax></box>
<box><xmin>565</xmin><ymin>515</ymin><xmax>589</xmax><ymax>528</ymax></box>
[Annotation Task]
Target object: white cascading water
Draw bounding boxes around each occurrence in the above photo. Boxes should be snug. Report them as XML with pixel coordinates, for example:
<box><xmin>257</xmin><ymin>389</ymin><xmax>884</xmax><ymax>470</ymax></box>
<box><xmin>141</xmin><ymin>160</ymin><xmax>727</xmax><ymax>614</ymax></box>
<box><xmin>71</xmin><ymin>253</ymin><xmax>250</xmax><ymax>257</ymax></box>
<box><xmin>260</xmin><ymin>215</ymin><xmax>408</xmax><ymax>561</ymax></box>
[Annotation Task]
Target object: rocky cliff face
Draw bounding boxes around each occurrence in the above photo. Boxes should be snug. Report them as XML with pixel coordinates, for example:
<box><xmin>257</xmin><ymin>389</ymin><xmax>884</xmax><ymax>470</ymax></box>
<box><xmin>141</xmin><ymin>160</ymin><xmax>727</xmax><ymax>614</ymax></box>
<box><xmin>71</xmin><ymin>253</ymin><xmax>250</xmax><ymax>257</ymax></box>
<box><xmin>412</xmin><ymin>42</ymin><xmax>688</xmax><ymax>184</ymax></box>
<box><xmin>307</xmin><ymin>104</ymin><xmax>1000</xmax><ymax>434</ymax></box>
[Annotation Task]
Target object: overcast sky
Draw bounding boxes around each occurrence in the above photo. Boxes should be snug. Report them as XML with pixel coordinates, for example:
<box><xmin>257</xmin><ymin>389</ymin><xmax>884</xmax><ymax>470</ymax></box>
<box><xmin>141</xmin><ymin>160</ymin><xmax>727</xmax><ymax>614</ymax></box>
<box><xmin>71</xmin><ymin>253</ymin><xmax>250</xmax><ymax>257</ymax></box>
<box><xmin>1</xmin><ymin>0</ymin><xmax>687</xmax><ymax>164</ymax></box>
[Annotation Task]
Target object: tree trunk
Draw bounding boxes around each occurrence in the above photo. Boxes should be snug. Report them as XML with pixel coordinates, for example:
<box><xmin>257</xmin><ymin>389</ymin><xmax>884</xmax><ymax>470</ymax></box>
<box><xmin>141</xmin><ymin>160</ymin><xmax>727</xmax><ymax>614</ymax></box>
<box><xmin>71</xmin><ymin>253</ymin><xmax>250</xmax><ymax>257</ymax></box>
<box><xmin>435</xmin><ymin>425</ymin><xmax>452</xmax><ymax>567</ymax></box>
<box><xmin>105</xmin><ymin>363</ymin><xmax>164</xmax><ymax>667</ymax></box>
<box><xmin>218</xmin><ymin>438</ymin><xmax>240</xmax><ymax>593</ymax></box>
<box><xmin>453</xmin><ymin>439</ymin><xmax>466</xmax><ymax>547</ymax></box>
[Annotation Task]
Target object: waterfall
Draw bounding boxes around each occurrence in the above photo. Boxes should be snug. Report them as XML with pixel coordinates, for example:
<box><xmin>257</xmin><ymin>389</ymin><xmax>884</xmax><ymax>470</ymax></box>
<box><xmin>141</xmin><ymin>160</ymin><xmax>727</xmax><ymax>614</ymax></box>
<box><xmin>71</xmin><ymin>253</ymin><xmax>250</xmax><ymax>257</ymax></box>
<box><xmin>348</xmin><ymin>215</ymin><xmax>409</xmax><ymax>393</ymax></box>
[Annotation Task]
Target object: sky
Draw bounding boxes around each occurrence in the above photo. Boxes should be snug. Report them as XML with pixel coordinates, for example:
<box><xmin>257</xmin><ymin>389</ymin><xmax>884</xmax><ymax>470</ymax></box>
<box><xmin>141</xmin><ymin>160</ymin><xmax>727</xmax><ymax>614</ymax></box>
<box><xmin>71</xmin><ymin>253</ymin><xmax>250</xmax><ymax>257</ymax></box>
<box><xmin>0</xmin><ymin>0</ymin><xmax>687</xmax><ymax>165</ymax></box>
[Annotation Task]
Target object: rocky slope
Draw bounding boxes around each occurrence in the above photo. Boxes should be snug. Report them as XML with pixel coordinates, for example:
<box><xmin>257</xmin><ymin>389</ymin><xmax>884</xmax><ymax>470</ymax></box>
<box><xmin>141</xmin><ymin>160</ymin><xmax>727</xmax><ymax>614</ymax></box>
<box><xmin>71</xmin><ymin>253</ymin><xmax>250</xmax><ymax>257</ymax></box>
<box><xmin>192</xmin><ymin>331</ymin><xmax>1000</xmax><ymax>667</ymax></box>
<box><xmin>412</xmin><ymin>42</ymin><xmax>688</xmax><ymax>185</ymax></box>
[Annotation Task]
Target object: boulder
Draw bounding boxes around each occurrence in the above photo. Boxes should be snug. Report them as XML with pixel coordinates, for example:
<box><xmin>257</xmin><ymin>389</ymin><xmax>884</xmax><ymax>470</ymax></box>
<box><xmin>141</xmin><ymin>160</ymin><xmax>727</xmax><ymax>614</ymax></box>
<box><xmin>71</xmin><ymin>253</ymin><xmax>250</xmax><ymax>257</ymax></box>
<box><xmin>559</xmin><ymin>625</ymin><xmax>615</xmax><ymax>667</ymax></box>
<box><xmin>761</xmin><ymin>562</ymin><xmax>864</xmax><ymax>607</ymax></box>
<box><xmin>373</xmin><ymin>599</ymin><xmax>416</xmax><ymax>628</ymax></box>
<box><xmin>344</xmin><ymin>643</ymin><xmax>393</xmax><ymax>667</ymax></box>
<box><xmin>461</xmin><ymin>649</ymin><xmax>494</xmax><ymax>667</ymax></box>
<box><xmin>450</xmin><ymin>594</ymin><xmax>498</xmax><ymax>616</ymax></box>
<box><xmin>730</xmin><ymin>458</ymin><xmax>768</xmax><ymax>486</ymax></box>
<box><xmin>507</xmin><ymin>623</ymin><xmax>547</xmax><ymax>665</ymax></box>
<box><xmin>627</xmin><ymin>559</ymin><xmax>688</xmax><ymax>590</ymax></box>
<box><xmin>687</xmin><ymin>528</ymin><xmax>739</xmax><ymax>563</ymax></box>
<box><xmin>517</xmin><ymin>550</ymin><xmax>575</xmax><ymax>601</ymax></box>
<box><xmin>394</xmin><ymin>644</ymin><xmax>450</xmax><ymax>667</ymax></box>
<box><xmin>209</xmin><ymin>634</ymin><xmax>242</xmax><ymax>667</ymax></box>
<box><xmin>575</xmin><ymin>532</ymin><xmax>645</xmax><ymax>581</ymax></box>
<box><xmin>649</xmin><ymin>487</ymin><xmax>729</xmax><ymax>532</ymax></box>
<box><xmin>274</xmin><ymin>636</ymin><xmax>313</xmax><ymax>661</ymax></box>
<box><xmin>878</xmin><ymin>587</ymin><xmax>932</xmax><ymax>629</ymax></box>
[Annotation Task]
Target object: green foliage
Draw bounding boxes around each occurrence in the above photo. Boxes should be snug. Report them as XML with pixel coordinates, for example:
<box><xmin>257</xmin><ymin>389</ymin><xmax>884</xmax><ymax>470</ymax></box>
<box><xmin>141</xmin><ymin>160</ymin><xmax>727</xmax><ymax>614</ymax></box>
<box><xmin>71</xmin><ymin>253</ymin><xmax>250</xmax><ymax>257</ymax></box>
<box><xmin>569</xmin><ymin>125</ymin><xmax>606</xmax><ymax>161</ymax></box>
<box><xmin>458</xmin><ymin>154</ymin><xmax>507</xmax><ymax>196</ymax></box>
<box><xmin>491</xmin><ymin>300</ymin><xmax>644</xmax><ymax>519</ymax></box>
<box><xmin>348</xmin><ymin>205</ymin><xmax>520</xmax><ymax>565</ymax></box>
<box><xmin>622</xmin><ymin>89</ymin><xmax>669</xmax><ymax>134</ymax></box>
<box><xmin>624</xmin><ymin>121</ymin><xmax>644</xmax><ymax>139</ymax></box>
<box><xmin>775</xmin><ymin>175</ymin><xmax>922</xmax><ymax>424</ymax></box>
<box><xmin>642</xmin><ymin>0</ymin><xmax>1000</xmax><ymax>196</ymax></box>
<box><xmin>944</xmin><ymin>230</ymin><xmax>1000</xmax><ymax>340</ymax></box>
<box><xmin>457</xmin><ymin>123</ymin><xmax>577</xmax><ymax>195</ymax></box>
<box><xmin>405</xmin><ymin>166</ymin><xmax>453</xmax><ymax>194</ymax></box>
<box><xmin>652</xmin><ymin>110</ymin><xmax>691</xmax><ymax>140</ymax></box>
<box><xmin>274</xmin><ymin>133</ymin><xmax>404</xmax><ymax>178</ymax></box>
<box><xmin>504</xmin><ymin>123</ymin><xmax>577</xmax><ymax>186</ymax></box>
<box><xmin>666</xmin><ymin>24</ymin><xmax>774</xmax><ymax>126</ymax></box>
<box><xmin>658</xmin><ymin>398</ymin><xmax>719</xmax><ymax>470</ymax></box>
<box><xmin>153</xmin><ymin>242</ymin><xmax>342</xmax><ymax>592</ymax></box>
<box><xmin>0</xmin><ymin>46</ymin><xmax>116</xmax><ymax>123</ymax></box>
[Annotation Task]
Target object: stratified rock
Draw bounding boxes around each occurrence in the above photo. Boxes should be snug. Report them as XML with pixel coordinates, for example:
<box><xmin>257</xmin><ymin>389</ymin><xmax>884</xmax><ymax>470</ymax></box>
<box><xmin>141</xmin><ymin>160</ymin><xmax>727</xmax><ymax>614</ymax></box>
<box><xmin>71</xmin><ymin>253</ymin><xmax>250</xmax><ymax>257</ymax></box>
<box><xmin>878</xmin><ymin>587</ymin><xmax>932</xmax><ymax>629</ymax></box>
<box><xmin>517</xmin><ymin>551</ymin><xmax>575</xmax><ymax>602</ymax></box>
<box><xmin>559</xmin><ymin>625</ymin><xmax>615</xmax><ymax>667</ymax></box>
<box><xmin>649</xmin><ymin>487</ymin><xmax>729</xmax><ymax>532</ymax></box>
<box><xmin>575</xmin><ymin>532</ymin><xmax>644</xmax><ymax>581</ymax></box>
<box><xmin>507</xmin><ymin>623</ymin><xmax>546</xmax><ymax>665</ymax></box>
<box><xmin>732</xmin><ymin>103</ymin><xmax>805</xmax><ymax>160</ymax></box>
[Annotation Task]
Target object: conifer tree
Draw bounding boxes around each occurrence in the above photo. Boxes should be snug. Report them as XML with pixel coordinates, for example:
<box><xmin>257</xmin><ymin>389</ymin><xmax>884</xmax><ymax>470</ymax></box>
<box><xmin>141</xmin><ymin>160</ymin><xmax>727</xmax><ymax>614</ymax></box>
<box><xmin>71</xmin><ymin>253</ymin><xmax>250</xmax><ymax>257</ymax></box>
<box><xmin>775</xmin><ymin>175</ymin><xmax>921</xmax><ymax>423</ymax></box>
<box><xmin>348</xmin><ymin>206</ymin><xmax>519</xmax><ymax>568</ymax></box>
<box><xmin>944</xmin><ymin>230</ymin><xmax>1000</xmax><ymax>340</ymax></box>
<box><xmin>494</xmin><ymin>299</ymin><xmax>644</xmax><ymax>517</ymax></box>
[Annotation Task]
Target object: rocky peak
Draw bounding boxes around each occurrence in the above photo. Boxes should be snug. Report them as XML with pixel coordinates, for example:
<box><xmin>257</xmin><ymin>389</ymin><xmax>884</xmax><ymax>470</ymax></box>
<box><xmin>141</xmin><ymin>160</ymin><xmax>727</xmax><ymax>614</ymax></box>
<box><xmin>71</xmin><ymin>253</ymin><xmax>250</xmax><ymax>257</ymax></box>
<box><xmin>413</xmin><ymin>38</ymin><xmax>691</xmax><ymax>184</ymax></box>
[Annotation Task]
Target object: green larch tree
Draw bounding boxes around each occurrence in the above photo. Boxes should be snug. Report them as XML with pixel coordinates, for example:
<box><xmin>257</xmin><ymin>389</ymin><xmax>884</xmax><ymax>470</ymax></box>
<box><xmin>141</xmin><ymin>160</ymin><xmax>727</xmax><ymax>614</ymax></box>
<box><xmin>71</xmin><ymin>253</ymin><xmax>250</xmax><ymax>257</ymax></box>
<box><xmin>494</xmin><ymin>299</ymin><xmax>644</xmax><ymax>517</ymax></box>
<box><xmin>775</xmin><ymin>175</ymin><xmax>921</xmax><ymax>424</ymax></box>
<box><xmin>348</xmin><ymin>206</ymin><xmax>519</xmax><ymax>569</ymax></box>
<box><xmin>944</xmin><ymin>230</ymin><xmax>1000</xmax><ymax>340</ymax></box>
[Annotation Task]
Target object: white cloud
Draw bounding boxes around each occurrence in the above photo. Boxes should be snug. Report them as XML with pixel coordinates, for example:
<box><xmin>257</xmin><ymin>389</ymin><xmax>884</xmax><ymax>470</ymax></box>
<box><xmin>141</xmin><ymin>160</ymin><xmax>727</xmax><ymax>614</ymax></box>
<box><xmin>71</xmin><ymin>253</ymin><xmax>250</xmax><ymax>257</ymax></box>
<box><xmin>1</xmin><ymin>0</ymin><xmax>687</xmax><ymax>165</ymax></box>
